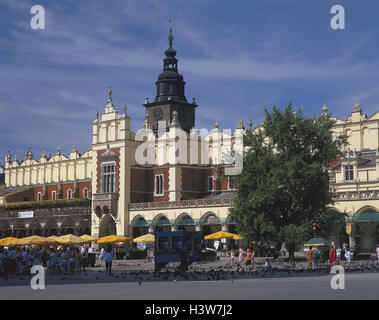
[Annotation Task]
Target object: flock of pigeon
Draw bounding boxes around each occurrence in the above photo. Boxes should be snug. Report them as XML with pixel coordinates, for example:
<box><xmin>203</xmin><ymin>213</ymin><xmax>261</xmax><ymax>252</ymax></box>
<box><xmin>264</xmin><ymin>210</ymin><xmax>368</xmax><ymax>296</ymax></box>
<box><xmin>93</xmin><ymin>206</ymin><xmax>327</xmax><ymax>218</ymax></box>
<box><xmin>9</xmin><ymin>260</ymin><xmax>379</xmax><ymax>284</ymax></box>
<box><xmin>76</xmin><ymin>260</ymin><xmax>379</xmax><ymax>284</ymax></box>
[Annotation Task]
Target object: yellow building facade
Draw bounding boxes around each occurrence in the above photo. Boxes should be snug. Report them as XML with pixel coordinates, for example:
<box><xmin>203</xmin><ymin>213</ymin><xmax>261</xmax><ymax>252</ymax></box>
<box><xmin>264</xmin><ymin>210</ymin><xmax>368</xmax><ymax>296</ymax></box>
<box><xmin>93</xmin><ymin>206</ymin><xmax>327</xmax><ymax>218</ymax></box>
<box><xmin>327</xmin><ymin>102</ymin><xmax>379</xmax><ymax>252</ymax></box>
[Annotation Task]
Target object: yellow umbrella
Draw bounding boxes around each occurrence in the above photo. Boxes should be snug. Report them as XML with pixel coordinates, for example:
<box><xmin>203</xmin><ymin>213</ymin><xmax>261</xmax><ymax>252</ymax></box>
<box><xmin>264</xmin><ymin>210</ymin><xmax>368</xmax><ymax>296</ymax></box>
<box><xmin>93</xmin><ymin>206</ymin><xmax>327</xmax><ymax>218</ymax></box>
<box><xmin>55</xmin><ymin>234</ymin><xmax>88</xmax><ymax>245</ymax></box>
<box><xmin>96</xmin><ymin>235</ymin><xmax>130</xmax><ymax>244</ymax></box>
<box><xmin>204</xmin><ymin>231</ymin><xmax>242</xmax><ymax>240</ymax></box>
<box><xmin>80</xmin><ymin>234</ymin><xmax>98</xmax><ymax>241</ymax></box>
<box><xmin>0</xmin><ymin>237</ymin><xmax>18</xmax><ymax>246</ymax></box>
<box><xmin>13</xmin><ymin>235</ymin><xmax>55</xmax><ymax>246</ymax></box>
<box><xmin>133</xmin><ymin>233</ymin><xmax>155</xmax><ymax>243</ymax></box>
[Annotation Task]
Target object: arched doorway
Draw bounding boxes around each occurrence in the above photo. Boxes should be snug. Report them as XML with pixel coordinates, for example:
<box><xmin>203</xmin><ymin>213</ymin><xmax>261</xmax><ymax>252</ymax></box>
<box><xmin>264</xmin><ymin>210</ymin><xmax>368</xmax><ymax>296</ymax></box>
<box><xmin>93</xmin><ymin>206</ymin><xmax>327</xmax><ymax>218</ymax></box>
<box><xmin>99</xmin><ymin>214</ymin><xmax>116</xmax><ymax>237</ymax></box>
<box><xmin>200</xmin><ymin>213</ymin><xmax>221</xmax><ymax>236</ymax></box>
<box><xmin>28</xmin><ymin>220</ymin><xmax>42</xmax><ymax>236</ymax></box>
<box><xmin>175</xmin><ymin>214</ymin><xmax>196</xmax><ymax>232</ymax></box>
<box><xmin>200</xmin><ymin>213</ymin><xmax>221</xmax><ymax>249</ymax></box>
<box><xmin>12</xmin><ymin>220</ymin><xmax>27</xmax><ymax>238</ymax></box>
<box><xmin>352</xmin><ymin>208</ymin><xmax>379</xmax><ymax>252</ymax></box>
<box><xmin>153</xmin><ymin>215</ymin><xmax>171</xmax><ymax>232</ymax></box>
<box><xmin>44</xmin><ymin>217</ymin><xmax>59</xmax><ymax>237</ymax></box>
<box><xmin>0</xmin><ymin>220</ymin><xmax>11</xmax><ymax>238</ymax></box>
<box><xmin>60</xmin><ymin>217</ymin><xmax>75</xmax><ymax>235</ymax></box>
<box><xmin>131</xmin><ymin>216</ymin><xmax>149</xmax><ymax>238</ymax></box>
<box><xmin>354</xmin><ymin>225</ymin><xmax>361</xmax><ymax>251</ymax></box>
<box><xmin>77</xmin><ymin>219</ymin><xmax>91</xmax><ymax>236</ymax></box>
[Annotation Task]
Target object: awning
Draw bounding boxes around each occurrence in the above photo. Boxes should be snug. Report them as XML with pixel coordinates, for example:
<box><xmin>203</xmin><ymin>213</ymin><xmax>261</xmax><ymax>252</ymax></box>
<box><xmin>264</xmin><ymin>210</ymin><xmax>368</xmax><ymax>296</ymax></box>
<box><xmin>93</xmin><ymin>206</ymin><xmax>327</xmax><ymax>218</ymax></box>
<box><xmin>204</xmin><ymin>231</ymin><xmax>242</xmax><ymax>240</ymax></box>
<box><xmin>200</xmin><ymin>215</ymin><xmax>221</xmax><ymax>226</ymax></box>
<box><xmin>322</xmin><ymin>213</ymin><xmax>346</xmax><ymax>224</ymax></box>
<box><xmin>304</xmin><ymin>237</ymin><xmax>329</xmax><ymax>247</ymax></box>
<box><xmin>131</xmin><ymin>219</ymin><xmax>148</xmax><ymax>227</ymax></box>
<box><xmin>154</xmin><ymin>218</ymin><xmax>171</xmax><ymax>227</ymax></box>
<box><xmin>133</xmin><ymin>233</ymin><xmax>155</xmax><ymax>243</ymax></box>
<box><xmin>175</xmin><ymin>217</ymin><xmax>195</xmax><ymax>226</ymax></box>
<box><xmin>351</xmin><ymin>212</ymin><xmax>379</xmax><ymax>223</ymax></box>
<box><xmin>96</xmin><ymin>235</ymin><xmax>130</xmax><ymax>244</ymax></box>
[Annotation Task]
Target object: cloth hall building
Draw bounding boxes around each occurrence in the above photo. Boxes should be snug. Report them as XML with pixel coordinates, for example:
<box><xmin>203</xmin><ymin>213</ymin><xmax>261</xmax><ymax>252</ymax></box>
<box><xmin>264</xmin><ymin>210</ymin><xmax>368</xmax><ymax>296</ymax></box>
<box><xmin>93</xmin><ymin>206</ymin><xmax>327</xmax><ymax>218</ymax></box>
<box><xmin>1</xmin><ymin>32</ymin><xmax>379</xmax><ymax>253</ymax></box>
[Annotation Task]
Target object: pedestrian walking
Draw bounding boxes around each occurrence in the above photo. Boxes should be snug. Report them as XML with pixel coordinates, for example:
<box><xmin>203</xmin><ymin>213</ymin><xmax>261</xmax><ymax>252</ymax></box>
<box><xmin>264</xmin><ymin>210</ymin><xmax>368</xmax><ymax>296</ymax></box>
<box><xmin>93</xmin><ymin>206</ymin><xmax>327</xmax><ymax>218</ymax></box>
<box><xmin>329</xmin><ymin>246</ymin><xmax>336</xmax><ymax>265</ymax></box>
<box><xmin>306</xmin><ymin>247</ymin><xmax>313</xmax><ymax>268</ymax></box>
<box><xmin>336</xmin><ymin>248</ymin><xmax>341</xmax><ymax>264</ymax></box>
<box><xmin>345</xmin><ymin>249</ymin><xmax>352</xmax><ymax>265</ymax></box>
<box><xmin>246</xmin><ymin>249</ymin><xmax>252</xmax><ymax>266</ymax></box>
<box><xmin>0</xmin><ymin>247</ymin><xmax>8</xmax><ymax>277</ymax></box>
<box><xmin>99</xmin><ymin>247</ymin><xmax>105</xmax><ymax>265</ymax></box>
<box><xmin>311</xmin><ymin>246</ymin><xmax>318</xmax><ymax>268</ymax></box>
<box><xmin>238</xmin><ymin>248</ymin><xmax>244</xmax><ymax>265</ymax></box>
<box><xmin>7</xmin><ymin>246</ymin><xmax>17</xmax><ymax>276</ymax></box>
<box><xmin>264</xmin><ymin>259</ymin><xmax>271</xmax><ymax>271</ymax></box>
<box><xmin>104</xmin><ymin>245</ymin><xmax>114</xmax><ymax>276</ymax></box>
<box><xmin>230</xmin><ymin>250</ymin><xmax>235</xmax><ymax>264</ymax></box>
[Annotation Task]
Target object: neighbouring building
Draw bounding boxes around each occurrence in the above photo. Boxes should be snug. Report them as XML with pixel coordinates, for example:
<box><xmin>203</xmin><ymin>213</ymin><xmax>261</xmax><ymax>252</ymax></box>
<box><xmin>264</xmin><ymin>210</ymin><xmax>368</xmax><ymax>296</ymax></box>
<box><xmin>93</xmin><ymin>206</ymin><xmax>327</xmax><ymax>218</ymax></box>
<box><xmin>0</xmin><ymin>30</ymin><xmax>379</xmax><ymax>253</ymax></box>
<box><xmin>327</xmin><ymin>102</ymin><xmax>379</xmax><ymax>253</ymax></box>
<box><xmin>0</xmin><ymin>165</ymin><xmax>4</xmax><ymax>186</ymax></box>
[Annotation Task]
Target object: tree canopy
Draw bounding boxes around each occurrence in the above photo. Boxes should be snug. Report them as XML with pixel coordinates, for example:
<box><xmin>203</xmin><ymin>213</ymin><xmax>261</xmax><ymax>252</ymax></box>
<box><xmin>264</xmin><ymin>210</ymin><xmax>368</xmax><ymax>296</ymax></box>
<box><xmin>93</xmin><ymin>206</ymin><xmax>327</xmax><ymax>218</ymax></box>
<box><xmin>230</xmin><ymin>104</ymin><xmax>347</xmax><ymax>257</ymax></box>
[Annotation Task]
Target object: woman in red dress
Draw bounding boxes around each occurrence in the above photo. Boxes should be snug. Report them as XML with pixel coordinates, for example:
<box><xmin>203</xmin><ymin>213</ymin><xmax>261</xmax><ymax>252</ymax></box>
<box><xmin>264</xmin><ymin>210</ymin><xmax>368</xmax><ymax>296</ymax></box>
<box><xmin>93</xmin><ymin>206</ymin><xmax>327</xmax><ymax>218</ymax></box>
<box><xmin>329</xmin><ymin>246</ymin><xmax>336</xmax><ymax>265</ymax></box>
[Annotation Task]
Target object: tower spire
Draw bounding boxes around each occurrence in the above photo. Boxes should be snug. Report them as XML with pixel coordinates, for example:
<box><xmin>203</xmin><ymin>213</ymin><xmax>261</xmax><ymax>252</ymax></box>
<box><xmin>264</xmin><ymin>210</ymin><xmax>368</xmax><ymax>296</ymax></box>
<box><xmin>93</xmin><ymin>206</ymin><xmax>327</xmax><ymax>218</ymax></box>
<box><xmin>168</xmin><ymin>19</ymin><xmax>174</xmax><ymax>48</ymax></box>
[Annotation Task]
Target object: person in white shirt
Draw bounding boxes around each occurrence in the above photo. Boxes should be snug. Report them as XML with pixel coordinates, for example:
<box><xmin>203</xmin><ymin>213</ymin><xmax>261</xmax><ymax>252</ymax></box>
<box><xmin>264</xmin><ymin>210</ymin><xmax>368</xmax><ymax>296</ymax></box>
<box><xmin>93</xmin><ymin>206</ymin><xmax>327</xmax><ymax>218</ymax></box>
<box><xmin>345</xmin><ymin>250</ymin><xmax>351</xmax><ymax>265</ymax></box>
<box><xmin>336</xmin><ymin>248</ymin><xmax>342</xmax><ymax>264</ymax></box>
<box><xmin>376</xmin><ymin>245</ymin><xmax>379</xmax><ymax>264</ymax></box>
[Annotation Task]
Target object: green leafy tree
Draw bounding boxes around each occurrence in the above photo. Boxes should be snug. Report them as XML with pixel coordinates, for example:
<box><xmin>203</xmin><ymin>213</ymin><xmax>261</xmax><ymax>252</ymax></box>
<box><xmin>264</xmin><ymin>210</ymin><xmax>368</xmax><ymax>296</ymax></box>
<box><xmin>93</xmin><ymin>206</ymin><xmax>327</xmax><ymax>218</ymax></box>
<box><xmin>230</xmin><ymin>104</ymin><xmax>347</xmax><ymax>259</ymax></box>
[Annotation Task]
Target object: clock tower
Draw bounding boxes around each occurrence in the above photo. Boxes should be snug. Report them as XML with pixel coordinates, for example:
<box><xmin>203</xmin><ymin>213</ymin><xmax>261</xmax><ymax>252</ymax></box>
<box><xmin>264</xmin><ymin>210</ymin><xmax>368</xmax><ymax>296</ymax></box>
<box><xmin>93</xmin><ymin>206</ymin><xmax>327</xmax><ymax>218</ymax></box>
<box><xmin>144</xmin><ymin>28</ymin><xmax>197</xmax><ymax>133</ymax></box>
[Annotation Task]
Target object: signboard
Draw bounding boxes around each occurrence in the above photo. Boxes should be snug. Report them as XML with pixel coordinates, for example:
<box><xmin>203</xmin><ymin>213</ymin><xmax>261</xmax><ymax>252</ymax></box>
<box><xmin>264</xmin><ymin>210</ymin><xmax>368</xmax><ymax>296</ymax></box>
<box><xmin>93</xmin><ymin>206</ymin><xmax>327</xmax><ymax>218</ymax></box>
<box><xmin>221</xmin><ymin>238</ymin><xmax>227</xmax><ymax>243</ymax></box>
<box><xmin>18</xmin><ymin>211</ymin><xmax>34</xmax><ymax>219</ymax></box>
<box><xmin>346</xmin><ymin>223</ymin><xmax>352</xmax><ymax>235</ymax></box>
<box><xmin>214</xmin><ymin>240</ymin><xmax>220</xmax><ymax>250</ymax></box>
<box><xmin>137</xmin><ymin>242</ymin><xmax>147</xmax><ymax>250</ymax></box>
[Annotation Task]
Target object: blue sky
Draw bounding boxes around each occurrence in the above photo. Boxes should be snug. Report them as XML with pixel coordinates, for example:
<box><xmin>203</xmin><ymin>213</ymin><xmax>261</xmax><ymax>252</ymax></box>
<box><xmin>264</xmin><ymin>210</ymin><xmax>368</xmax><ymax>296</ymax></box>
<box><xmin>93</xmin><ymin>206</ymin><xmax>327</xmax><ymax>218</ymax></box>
<box><xmin>1</xmin><ymin>0</ymin><xmax>379</xmax><ymax>163</ymax></box>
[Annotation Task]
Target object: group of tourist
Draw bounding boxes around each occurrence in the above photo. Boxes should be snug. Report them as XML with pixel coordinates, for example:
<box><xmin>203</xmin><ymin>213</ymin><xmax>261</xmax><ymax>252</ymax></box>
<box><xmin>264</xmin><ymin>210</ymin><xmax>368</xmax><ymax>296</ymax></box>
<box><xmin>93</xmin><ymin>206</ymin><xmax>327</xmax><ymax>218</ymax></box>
<box><xmin>230</xmin><ymin>247</ymin><xmax>256</xmax><ymax>266</ymax></box>
<box><xmin>305</xmin><ymin>242</ymin><xmax>356</xmax><ymax>268</ymax></box>
<box><xmin>0</xmin><ymin>245</ymin><xmax>92</xmax><ymax>278</ymax></box>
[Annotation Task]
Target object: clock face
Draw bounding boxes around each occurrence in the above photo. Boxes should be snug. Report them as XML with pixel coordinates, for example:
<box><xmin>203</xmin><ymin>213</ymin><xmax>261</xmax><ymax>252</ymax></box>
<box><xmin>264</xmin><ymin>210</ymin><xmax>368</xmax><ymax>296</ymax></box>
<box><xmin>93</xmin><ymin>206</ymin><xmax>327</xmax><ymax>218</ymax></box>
<box><xmin>153</xmin><ymin>107</ymin><xmax>163</xmax><ymax>121</ymax></box>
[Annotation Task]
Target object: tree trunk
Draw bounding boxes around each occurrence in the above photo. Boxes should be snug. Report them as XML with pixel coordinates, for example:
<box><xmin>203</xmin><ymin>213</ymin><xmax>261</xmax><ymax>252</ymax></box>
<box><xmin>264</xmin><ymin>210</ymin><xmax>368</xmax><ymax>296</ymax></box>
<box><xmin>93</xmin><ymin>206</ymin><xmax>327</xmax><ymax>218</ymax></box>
<box><xmin>288</xmin><ymin>243</ymin><xmax>296</xmax><ymax>261</ymax></box>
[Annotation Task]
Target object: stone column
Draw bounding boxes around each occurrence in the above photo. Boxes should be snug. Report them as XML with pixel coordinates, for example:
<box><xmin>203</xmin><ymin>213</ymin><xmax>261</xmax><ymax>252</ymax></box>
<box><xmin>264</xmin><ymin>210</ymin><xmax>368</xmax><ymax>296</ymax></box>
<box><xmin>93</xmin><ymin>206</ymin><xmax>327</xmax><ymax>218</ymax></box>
<box><xmin>349</xmin><ymin>232</ymin><xmax>355</xmax><ymax>251</ymax></box>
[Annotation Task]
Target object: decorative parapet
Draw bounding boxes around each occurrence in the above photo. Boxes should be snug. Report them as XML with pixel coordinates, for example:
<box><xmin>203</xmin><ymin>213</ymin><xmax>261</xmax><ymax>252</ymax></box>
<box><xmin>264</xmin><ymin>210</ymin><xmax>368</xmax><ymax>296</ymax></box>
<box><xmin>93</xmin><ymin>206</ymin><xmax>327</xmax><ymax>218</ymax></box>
<box><xmin>332</xmin><ymin>190</ymin><xmax>379</xmax><ymax>201</ymax></box>
<box><xmin>129</xmin><ymin>197</ymin><xmax>234</xmax><ymax>211</ymax></box>
<box><xmin>0</xmin><ymin>198</ymin><xmax>91</xmax><ymax>211</ymax></box>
